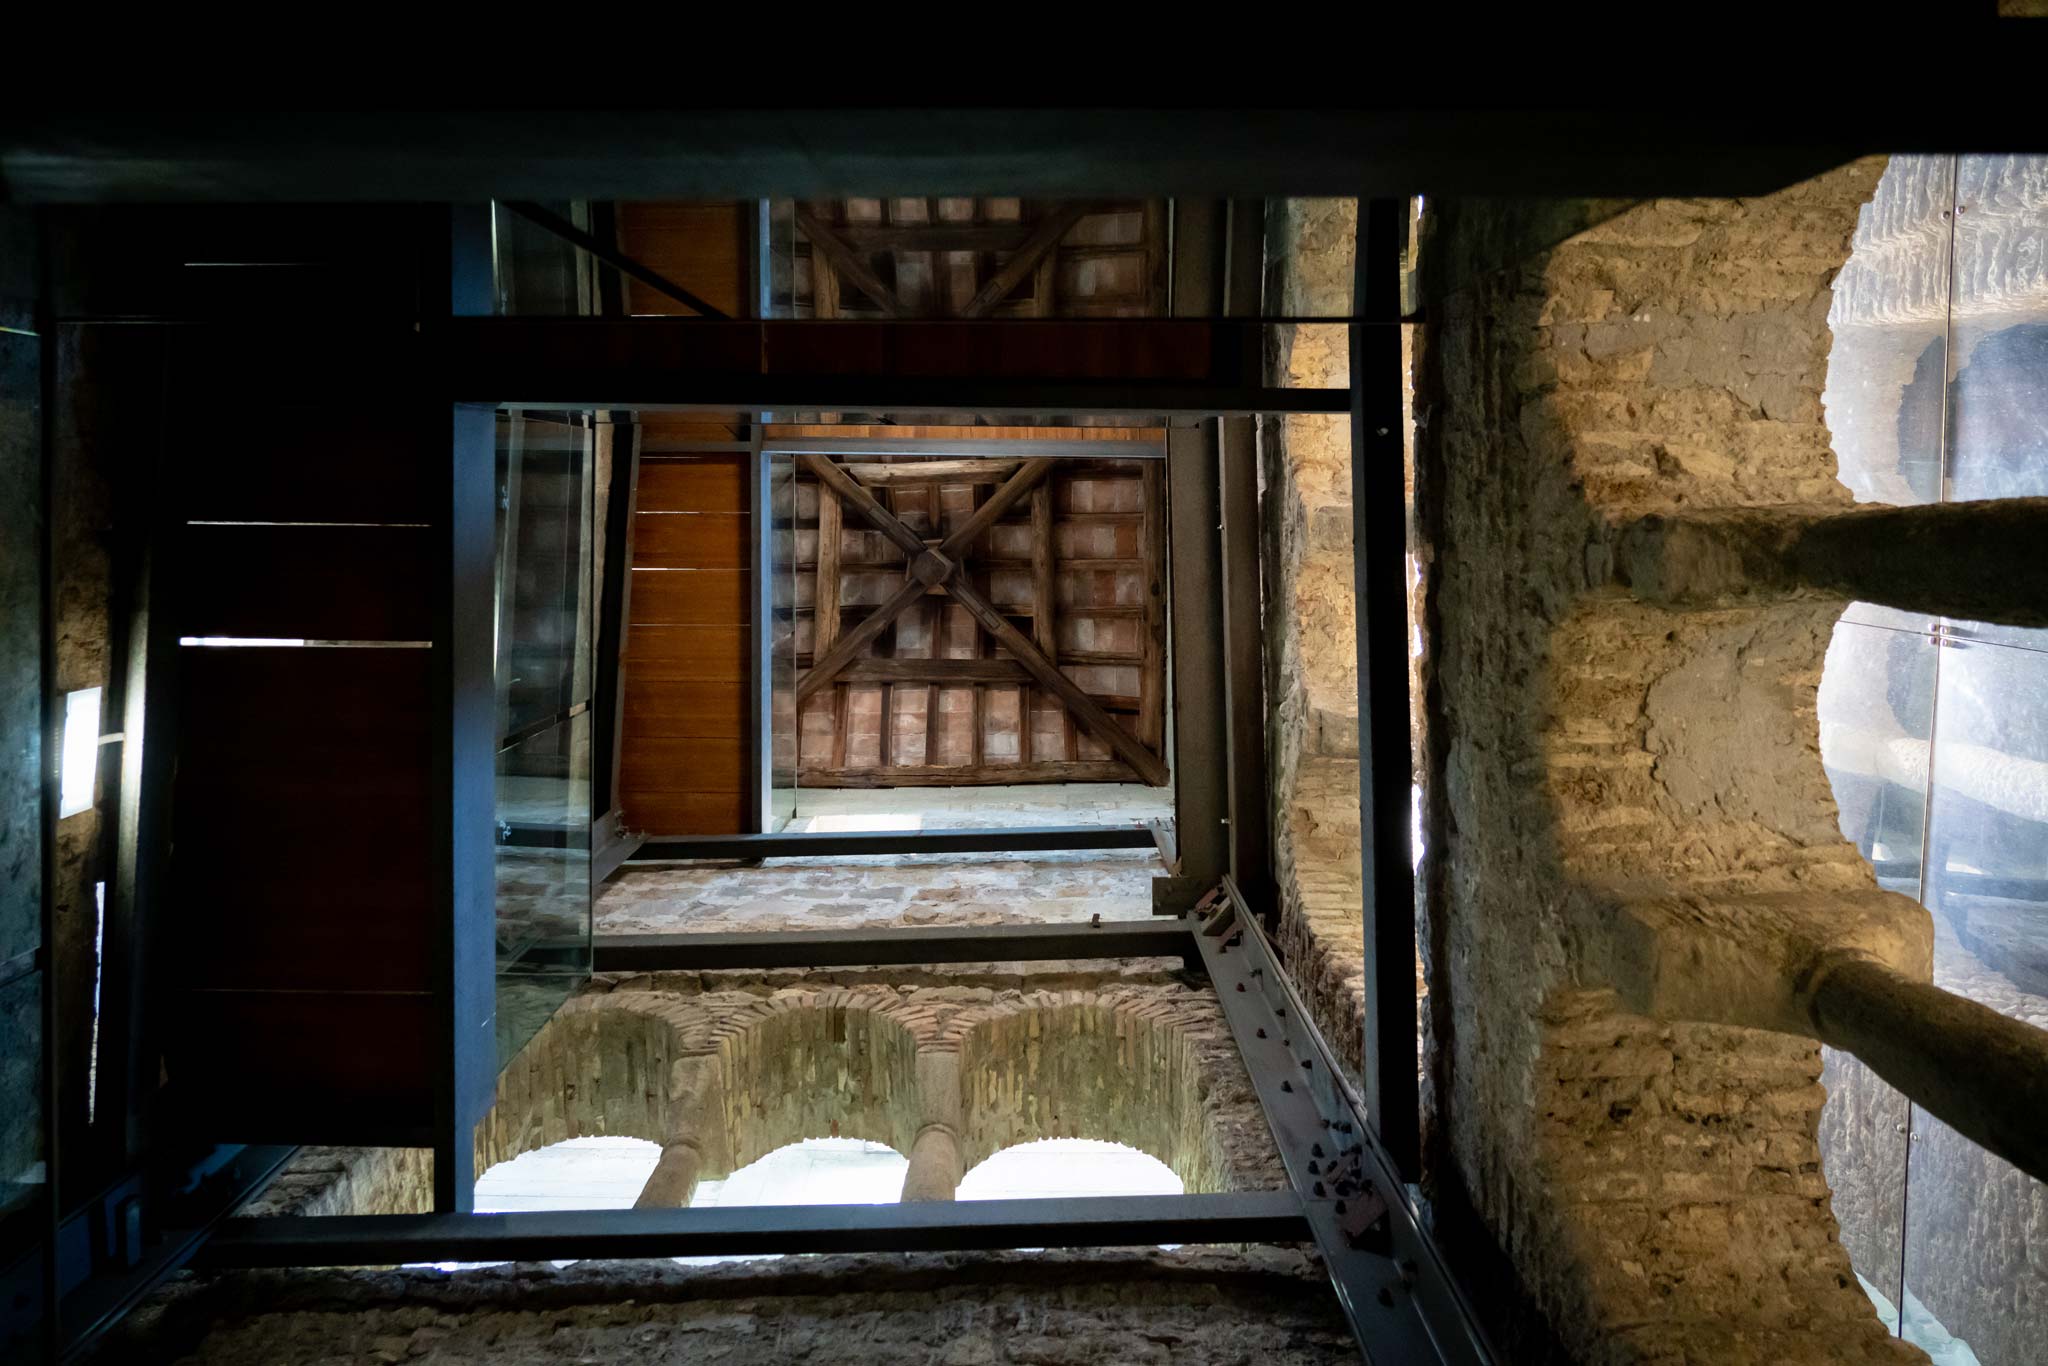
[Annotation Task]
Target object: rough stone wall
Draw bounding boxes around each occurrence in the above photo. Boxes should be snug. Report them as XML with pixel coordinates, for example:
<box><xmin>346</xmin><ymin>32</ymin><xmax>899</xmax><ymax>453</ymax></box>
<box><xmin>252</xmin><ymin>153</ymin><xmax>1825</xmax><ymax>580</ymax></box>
<box><xmin>1418</xmin><ymin>160</ymin><xmax>1927</xmax><ymax>1363</ymax></box>
<box><xmin>95</xmin><ymin>1249</ymin><xmax>1355</xmax><ymax>1366</ymax></box>
<box><xmin>1262</xmin><ymin>199</ymin><xmax>1369</xmax><ymax>1082</ymax></box>
<box><xmin>253</xmin><ymin>965</ymin><xmax>1284</xmax><ymax>1218</ymax></box>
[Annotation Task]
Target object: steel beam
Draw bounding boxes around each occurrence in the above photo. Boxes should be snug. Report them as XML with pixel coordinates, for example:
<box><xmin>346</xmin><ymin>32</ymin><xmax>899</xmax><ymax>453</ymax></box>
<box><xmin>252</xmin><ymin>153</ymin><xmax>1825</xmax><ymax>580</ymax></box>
<box><xmin>763</xmin><ymin>437</ymin><xmax>1165</xmax><ymax>460</ymax></box>
<box><xmin>1198</xmin><ymin>880</ymin><xmax>1494</xmax><ymax>1366</ymax></box>
<box><xmin>1219</xmin><ymin>198</ymin><xmax>1272</xmax><ymax>907</ymax></box>
<box><xmin>195</xmin><ymin>1192</ymin><xmax>1308</xmax><ymax>1268</ymax></box>
<box><xmin>631</xmin><ymin>824</ymin><xmax>1153</xmax><ymax>861</ymax></box>
<box><xmin>1351</xmin><ymin>200</ymin><xmax>1421</xmax><ymax>1181</ymax></box>
<box><xmin>0</xmin><ymin>106</ymin><xmax>1964</xmax><ymax>203</ymax></box>
<box><xmin>431</xmin><ymin>318</ymin><xmax>1343</xmax><ymax>417</ymax></box>
<box><xmin>592</xmin><ymin>416</ymin><xmax>639</xmax><ymax>821</ymax></box>
<box><xmin>1166</xmin><ymin>202</ymin><xmax>1229</xmax><ymax>894</ymax></box>
<box><xmin>592</xmin><ymin>919</ymin><xmax>1197</xmax><ymax>973</ymax></box>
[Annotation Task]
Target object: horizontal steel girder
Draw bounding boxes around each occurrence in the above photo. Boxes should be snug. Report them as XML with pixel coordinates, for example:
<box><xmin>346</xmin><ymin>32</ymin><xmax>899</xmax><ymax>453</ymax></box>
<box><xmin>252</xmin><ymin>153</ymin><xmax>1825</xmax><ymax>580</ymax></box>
<box><xmin>195</xmin><ymin>1193</ymin><xmax>1310</xmax><ymax>1268</ymax></box>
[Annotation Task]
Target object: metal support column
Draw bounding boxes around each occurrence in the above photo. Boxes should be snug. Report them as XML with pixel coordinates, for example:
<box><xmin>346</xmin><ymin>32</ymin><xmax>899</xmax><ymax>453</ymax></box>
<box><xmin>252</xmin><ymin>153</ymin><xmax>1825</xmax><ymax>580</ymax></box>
<box><xmin>433</xmin><ymin>206</ymin><xmax>498</xmax><ymax>1213</ymax></box>
<box><xmin>750</xmin><ymin>427</ymin><xmax>772</xmax><ymax>833</ymax></box>
<box><xmin>1219</xmin><ymin>198</ymin><xmax>1272</xmax><ymax>907</ymax></box>
<box><xmin>1164</xmin><ymin>200</ymin><xmax>1228</xmax><ymax>903</ymax></box>
<box><xmin>1350</xmin><ymin>199</ymin><xmax>1420</xmax><ymax>1181</ymax></box>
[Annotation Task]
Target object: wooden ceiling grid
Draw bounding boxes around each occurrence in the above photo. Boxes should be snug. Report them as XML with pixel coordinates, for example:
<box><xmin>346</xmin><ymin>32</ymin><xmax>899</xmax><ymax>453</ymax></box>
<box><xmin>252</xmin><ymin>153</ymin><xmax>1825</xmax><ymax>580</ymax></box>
<box><xmin>785</xmin><ymin>428</ymin><xmax>1168</xmax><ymax>787</ymax></box>
<box><xmin>791</xmin><ymin>197</ymin><xmax>1167</xmax><ymax>322</ymax></box>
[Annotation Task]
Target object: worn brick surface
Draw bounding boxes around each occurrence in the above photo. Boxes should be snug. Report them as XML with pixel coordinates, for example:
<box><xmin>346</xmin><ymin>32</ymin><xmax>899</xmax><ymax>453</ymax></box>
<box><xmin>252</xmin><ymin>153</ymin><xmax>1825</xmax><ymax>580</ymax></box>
<box><xmin>1418</xmin><ymin>162</ymin><xmax>1924</xmax><ymax>1364</ymax></box>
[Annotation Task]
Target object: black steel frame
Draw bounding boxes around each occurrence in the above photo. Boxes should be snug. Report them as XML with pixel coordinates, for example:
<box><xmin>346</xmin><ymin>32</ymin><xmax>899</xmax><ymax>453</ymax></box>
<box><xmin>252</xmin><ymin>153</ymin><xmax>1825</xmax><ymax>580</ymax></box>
<box><xmin>592</xmin><ymin>918</ymin><xmax>1199</xmax><ymax>973</ymax></box>
<box><xmin>197</xmin><ymin>1192</ymin><xmax>1309</xmax><ymax>1267</ymax></box>
<box><xmin>1351</xmin><ymin>200</ymin><xmax>1422</xmax><ymax>1182</ymax></box>
<box><xmin>15</xmin><ymin>199</ymin><xmax>1466</xmax><ymax>1366</ymax></box>
<box><xmin>629</xmin><ymin>824</ymin><xmax>1155</xmax><ymax>862</ymax></box>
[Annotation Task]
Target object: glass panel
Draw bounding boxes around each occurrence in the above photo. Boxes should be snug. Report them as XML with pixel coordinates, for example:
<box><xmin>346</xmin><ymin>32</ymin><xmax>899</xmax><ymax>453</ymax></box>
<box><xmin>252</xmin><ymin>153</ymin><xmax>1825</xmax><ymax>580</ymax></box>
<box><xmin>0</xmin><ymin>972</ymin><xmax>42</xmax><ymax>1223</ymax></box>
<box><xmin>495</xmin><ymin>416</ymin><xmax>595</xmax><ymax>741</ymax></box>
<box><xmin>1944</xmin><ymin>153</ymin><xmax>2048</xmax><ymax>656</ymax></box>
<box><xmin>1816</xmin><ymin>615</ymin><xmax>1935</xmax><ymax>1318</ymax></box>
<box><xmin>768</xmin><ymin>452</ymin><xmax>798</xmax><ymax>831</ymax></box>
<box><xmin>1824</xmin><ymin>154</ymin><xmax>1953</xmax><ymax>508</ymax></box>
<box><xmin>0</xmin><ymin>322</ymin><xmax>47</xmax><ymax>1278</ymax></box>
<box><xmin>495</xmin><ymin>712</ymin><xmax>592</xmax><ymax>1065</ymax></box>
<box><xmin>490</xmin><ymin>201</ymin><xmax>591</xmax><ymax>316</ymax></box>
<box><xmin>1819</xmin><ymin>618</ymin><xmax>1938</xmax><ymax>892</ymax></box>
<box><xmin>1901</xmin><ymin>634</ymin><xmax>2048</xmax><ymax>1364</ymax></box>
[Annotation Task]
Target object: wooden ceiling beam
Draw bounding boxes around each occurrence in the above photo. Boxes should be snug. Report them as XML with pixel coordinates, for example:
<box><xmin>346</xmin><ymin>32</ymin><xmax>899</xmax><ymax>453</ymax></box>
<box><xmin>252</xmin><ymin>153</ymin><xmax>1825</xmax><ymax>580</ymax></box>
<box><xmin>958</xmin><ymin>203</ymin><xmax>1093</xmax><ymax>319</ymax></box>
<box><xmin>946</xmin><ymin>575</ymin><xmax>1170</xmax><ymax>785</ymax></box>
<box><xmin>842</xmin><ymin>459</ymin><xmax>1022</xmax><ymax>485</ymax></box>
<box><xmin>794</xmin><ymin>206</ymin><xmax>904</xmax><ymax>318</ymax></box>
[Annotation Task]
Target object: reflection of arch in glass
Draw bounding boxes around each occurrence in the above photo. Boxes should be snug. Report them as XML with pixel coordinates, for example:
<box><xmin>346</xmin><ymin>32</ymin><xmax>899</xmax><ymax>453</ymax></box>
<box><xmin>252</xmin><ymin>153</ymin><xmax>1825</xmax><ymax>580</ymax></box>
<box><xmin>1947</xmin><ymin>322</ymin><xmax>2048</xmax><ymax>502</ymax></box>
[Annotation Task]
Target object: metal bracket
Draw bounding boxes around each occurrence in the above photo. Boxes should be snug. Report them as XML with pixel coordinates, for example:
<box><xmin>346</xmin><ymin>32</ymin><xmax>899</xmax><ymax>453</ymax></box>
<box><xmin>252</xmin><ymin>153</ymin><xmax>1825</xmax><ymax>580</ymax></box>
<box><xmin>1197</xmin><ymin>877</ymin><xmax>1495</xmax><ymax>1365</ymax></box>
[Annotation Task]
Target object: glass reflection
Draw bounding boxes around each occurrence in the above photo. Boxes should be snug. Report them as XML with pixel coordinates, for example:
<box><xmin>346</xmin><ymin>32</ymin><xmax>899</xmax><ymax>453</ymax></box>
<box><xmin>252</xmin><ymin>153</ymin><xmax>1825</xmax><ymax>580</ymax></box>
<box><xmin>492</xmin><ymin>412</ymin><xmax>596</xmax><ymax>1067</ymax></box>
<box><xmin>0</xmin><ymin>972</ymin><xmax>42</xmax><ymax>1222</ymax></box>
<box><xmin>1822</xmin><ymin>153</ymin><xmax>2048</xmax><ymax>1363</ymax></box>
<box><xmin>1819</xmin><ymin>620</ymin><xmax>1937</xmax><ymax>893</ymax></box>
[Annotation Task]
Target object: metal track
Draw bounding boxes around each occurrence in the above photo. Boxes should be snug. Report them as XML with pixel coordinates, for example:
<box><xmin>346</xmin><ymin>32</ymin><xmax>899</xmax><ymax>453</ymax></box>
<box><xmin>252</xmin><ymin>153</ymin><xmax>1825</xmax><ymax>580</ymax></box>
<box><xmin>1198</xmin><ymin>879</ymin><xmax>1495</xmax><ymax>1365</ymax></box>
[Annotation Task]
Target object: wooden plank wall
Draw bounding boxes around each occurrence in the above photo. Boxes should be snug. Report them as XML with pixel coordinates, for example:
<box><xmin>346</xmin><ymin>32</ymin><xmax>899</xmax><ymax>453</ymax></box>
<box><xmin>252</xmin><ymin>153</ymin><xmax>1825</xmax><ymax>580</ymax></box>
<box><xmin>611</xmin><ymin>201</ymin><xmax>757</xmax><ymax>836</ymax></box>
<box><xmin>619</xmin><ymin>453</ymin><xmax>752</xmax><ymax>834</ymax></box>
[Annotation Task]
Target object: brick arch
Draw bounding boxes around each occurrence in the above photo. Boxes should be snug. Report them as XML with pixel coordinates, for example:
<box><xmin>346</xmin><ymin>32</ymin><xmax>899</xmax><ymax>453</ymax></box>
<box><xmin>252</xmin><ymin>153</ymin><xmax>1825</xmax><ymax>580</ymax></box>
<box><xmin>944</xmin><ymin>990</ymin><xmax>1271</xmax><ymax>1195</ymax></box>
<box><xmin>706</xmin><ymin>988</ymin><xmax>929</xmax><ymax>1175</ymax></box>
<box><xmin>473</xmin><ymin>994</ymin><xmax>688</xmax><ymax>1178</ymax></box>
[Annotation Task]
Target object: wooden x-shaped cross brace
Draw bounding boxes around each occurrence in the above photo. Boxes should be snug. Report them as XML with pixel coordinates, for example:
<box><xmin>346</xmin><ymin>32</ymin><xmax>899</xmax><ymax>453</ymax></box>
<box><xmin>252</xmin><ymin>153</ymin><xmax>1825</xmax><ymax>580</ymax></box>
<box><xmin>795</xmin><ymin>452</ymin><xmax>1169</xmax><ymax>785</ymax></box>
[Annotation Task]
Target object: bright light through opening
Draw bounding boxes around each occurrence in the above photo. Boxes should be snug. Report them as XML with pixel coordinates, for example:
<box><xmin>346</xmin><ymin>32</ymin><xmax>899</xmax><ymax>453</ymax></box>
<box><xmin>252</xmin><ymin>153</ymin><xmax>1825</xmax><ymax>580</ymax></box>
<box><xmin>60</xmin><ymin>687</ymin><xmax>102</xmax><ymax>818</ymax></box>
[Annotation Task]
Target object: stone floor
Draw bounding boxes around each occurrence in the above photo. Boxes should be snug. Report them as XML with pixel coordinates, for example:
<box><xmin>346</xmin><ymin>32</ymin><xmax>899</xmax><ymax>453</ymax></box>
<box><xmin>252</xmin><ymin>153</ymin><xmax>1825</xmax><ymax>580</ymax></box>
<box><xmin>597</xmin><ymin>848</ymin><xmax>1164</xmax><ymax>934</ymax></box>
<box><xmin>782</xmin><ymin>781</ymin><xmax>1172</xmax><ymax>831</ymax></box>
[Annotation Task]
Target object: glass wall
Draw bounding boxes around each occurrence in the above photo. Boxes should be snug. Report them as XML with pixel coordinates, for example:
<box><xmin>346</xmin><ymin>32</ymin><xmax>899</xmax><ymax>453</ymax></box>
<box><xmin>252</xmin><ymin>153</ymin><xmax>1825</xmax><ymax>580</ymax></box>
<box><xmin>493</xmin><ymin>414</ymin><xmax>595</xmax><ymax>1065</ymax></box>
<box><xmin>1819</xmin><ymin>153</ymin><xmax>2048</xmax><ymax>1365</ymax></box>
<box><xmin>0</xmin><ymin>314</ymin><xmax>47</xmax><ymax>1328</ymax></box>
<box><xmin>767</xmin><ymin>452</ymin><xmax>798</xmax><ymax>831</ymax></box>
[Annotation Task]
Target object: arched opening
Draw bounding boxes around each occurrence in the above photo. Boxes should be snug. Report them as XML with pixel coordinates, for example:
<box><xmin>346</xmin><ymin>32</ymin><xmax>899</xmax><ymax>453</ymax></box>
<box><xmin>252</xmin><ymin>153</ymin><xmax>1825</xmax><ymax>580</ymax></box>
<box><xmin>474</xmin><ymin>1135</ymin><xmax>664</xmax><ymax>1212</ymax></box>
<box><xmin>690</xmin><ymin>1137</ymin><xmax>908</xmax><ymax>1209</ymax></box>
<box><xmin>954</xmin><ymin>997</ymin><xmax>1259</xmax><ymax>1196</ymax></box>
<box><xmin>956</xmin><ymin>1138</ymin><xmax>1181</xmax><ymax>1202</ymax></box>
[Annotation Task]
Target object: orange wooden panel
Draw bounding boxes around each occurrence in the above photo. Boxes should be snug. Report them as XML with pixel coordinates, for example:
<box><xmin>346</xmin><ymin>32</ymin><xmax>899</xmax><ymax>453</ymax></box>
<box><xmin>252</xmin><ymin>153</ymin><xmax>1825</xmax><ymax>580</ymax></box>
<box><xmin>621</xmin><ymin>788</ymin><xmax>750</xmax><ymax>836</ymax></box>
<box><xmin>621</xmin><ymin>738</ymin><xmax>747</xmax><ymax>795</ymax></box>
<box><xmin>616</xmin><ymin>202</ymin><xmax>746</xmax><ymax>318</ymax></box>
<box><xmin>624</xmin><ymin>678</ymin><xmax>747</xmax><ymax>739</ymax></box>
<box><xmin>624</xmin><ymin>625</ymin><xmax>749</xmax><ymax>680</ymax></box>
<box><xmin>633</xmin><ymin>512</ymin><xmax>749</xmax><ymax>569</ymax></box>
<box><xmin>640</xmin><ymin>413</ymin><xmax>749</xmax><ymax>447</ymax></box>
<box><xmin>638</xmin><ymin>457</ymin><xmax>747</xmax><ymax>512</ymax></box>
<box><xmin>629</xmin><ymin>569</ymin><xmax>750</xmax><ymax>627</ymax></box>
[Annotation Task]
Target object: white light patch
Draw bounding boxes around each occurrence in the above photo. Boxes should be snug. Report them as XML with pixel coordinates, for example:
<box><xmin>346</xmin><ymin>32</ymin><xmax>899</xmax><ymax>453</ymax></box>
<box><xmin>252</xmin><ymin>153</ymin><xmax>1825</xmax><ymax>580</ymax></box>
<box><xmin>60</xmin><ymin>687</ymin><xmax>103</xmax><ymax>817</ymax></box>
<box><xmin>178</xmin><ymin>637</ymin><xmax>308</xmax><ymax>647</ymax></box>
